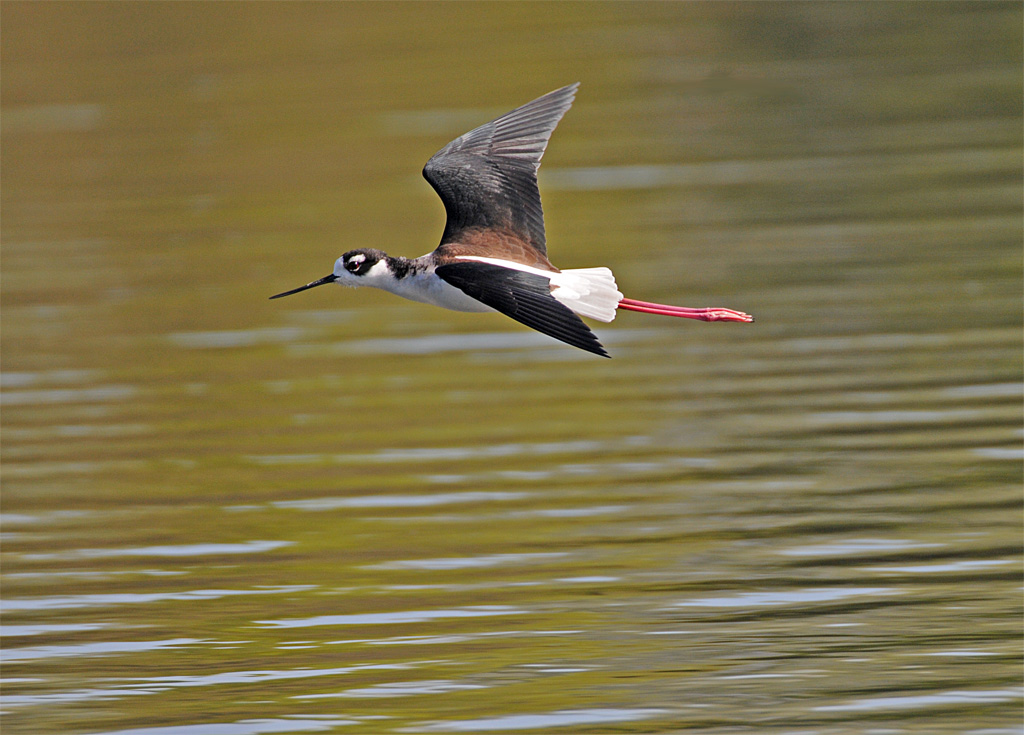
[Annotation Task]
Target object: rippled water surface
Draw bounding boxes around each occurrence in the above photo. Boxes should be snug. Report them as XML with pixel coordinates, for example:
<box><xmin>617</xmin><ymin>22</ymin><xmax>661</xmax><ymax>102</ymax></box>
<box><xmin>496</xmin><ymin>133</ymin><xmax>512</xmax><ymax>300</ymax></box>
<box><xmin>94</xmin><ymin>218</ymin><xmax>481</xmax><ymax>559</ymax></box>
<box><xmin>3</xmin><ymin>4</ymin><xmax>1022</xmax><ymax>734</ymax></box>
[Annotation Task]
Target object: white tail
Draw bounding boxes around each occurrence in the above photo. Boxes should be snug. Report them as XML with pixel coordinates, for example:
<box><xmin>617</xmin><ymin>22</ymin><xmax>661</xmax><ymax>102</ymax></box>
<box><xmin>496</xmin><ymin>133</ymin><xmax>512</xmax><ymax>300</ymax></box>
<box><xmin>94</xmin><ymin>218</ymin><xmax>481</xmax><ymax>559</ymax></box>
<box><xmin>550</xmin><ymin>267</ymin><xmax>623</xmax><ymax>323</ymax></box>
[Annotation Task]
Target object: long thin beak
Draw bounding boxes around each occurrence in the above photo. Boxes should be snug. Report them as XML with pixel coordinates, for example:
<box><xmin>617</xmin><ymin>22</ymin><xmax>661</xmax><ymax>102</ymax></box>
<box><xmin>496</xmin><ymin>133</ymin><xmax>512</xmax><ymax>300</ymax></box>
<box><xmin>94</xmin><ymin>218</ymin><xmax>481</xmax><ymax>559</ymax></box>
<box><xmin>269</xmin><ymin>274</ymin><xmax>338</xmax><ymax>300</ymax></box>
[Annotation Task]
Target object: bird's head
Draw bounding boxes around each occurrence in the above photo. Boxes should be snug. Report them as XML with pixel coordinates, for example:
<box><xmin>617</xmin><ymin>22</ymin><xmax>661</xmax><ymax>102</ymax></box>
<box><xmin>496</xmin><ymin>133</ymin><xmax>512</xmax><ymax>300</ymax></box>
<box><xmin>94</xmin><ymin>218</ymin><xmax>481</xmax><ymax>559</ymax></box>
<box><xmin>269</xmin><ymin>248</ymin><xmax>390</xmax><ymax>300</ymax></box>
<box><xmin>332</xmin><ymin>248</ymin><xmax>390</xmax><ymax>285</ymax></box>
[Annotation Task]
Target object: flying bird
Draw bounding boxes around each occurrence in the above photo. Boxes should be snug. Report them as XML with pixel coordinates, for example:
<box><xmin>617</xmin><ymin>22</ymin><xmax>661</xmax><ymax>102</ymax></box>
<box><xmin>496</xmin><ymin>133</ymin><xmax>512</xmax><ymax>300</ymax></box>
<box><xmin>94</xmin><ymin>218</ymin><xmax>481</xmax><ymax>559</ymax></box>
<box><xmin>270</xmin><ymin>83</ymin><xmax>752</xmax><ymax>357</ymax></box>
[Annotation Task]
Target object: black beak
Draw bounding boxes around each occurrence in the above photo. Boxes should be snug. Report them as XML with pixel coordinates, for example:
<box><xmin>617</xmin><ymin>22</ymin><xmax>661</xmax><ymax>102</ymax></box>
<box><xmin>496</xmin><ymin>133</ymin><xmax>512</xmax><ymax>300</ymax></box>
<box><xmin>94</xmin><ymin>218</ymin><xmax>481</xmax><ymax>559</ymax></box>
<box><xmin>269</xmin><ymin>274</ymin><xmax>338</xmax><ymax>300</ymax></box>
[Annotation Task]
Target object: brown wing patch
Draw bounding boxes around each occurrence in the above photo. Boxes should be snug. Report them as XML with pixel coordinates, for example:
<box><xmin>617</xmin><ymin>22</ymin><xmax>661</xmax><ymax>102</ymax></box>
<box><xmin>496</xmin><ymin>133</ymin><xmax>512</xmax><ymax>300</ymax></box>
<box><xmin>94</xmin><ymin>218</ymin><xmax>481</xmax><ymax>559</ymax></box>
<box><xmin>436</xmin><ymin>228</ymin><xmax>560</xmax><ymax>272</ymax></box>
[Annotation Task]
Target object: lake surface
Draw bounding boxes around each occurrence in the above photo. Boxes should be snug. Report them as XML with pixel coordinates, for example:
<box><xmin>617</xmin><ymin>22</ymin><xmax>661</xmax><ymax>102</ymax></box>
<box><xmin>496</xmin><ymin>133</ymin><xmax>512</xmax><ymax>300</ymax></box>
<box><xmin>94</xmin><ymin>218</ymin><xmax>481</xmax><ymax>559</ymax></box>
<box><xmin>2</xmin><ymin>3</ymin><xmax>1022</xmax><ymax>734</ymax></box>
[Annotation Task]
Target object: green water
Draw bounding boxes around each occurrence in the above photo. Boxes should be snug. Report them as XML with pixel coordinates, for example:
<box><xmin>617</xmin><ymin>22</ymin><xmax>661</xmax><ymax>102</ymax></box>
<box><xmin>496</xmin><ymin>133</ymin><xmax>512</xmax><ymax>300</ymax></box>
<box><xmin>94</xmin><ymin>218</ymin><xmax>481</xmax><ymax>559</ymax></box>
<box><xmin>2</xmin><ymin>3</ymin><xmax>1021</xmax><ymax>734</ymax></box>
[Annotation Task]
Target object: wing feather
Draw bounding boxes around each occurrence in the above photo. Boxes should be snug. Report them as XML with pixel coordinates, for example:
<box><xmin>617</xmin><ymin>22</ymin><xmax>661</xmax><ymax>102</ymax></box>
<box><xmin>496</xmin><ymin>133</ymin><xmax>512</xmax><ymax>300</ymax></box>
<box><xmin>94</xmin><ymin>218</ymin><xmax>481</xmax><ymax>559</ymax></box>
<box><xmin>435</xmin><ymin>261</ymin><xmax>609</xmax><ymax>357</ymax></box>
<box><xmin>422</xmin><ymin>84</ymin><xmax>579</xmax><ymax>255</ymax></box>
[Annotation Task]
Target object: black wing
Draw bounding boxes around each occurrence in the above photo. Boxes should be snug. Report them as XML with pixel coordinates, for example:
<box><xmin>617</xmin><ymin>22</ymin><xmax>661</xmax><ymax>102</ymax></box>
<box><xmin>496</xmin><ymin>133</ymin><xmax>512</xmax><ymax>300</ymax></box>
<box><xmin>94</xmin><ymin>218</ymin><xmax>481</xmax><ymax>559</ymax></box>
<box><xmin>435</xmin><ymin>261</ymin><xmax>609</xmax><ymax>358</ymax></box>
<box><xmin>423</xmin><ymin>83</ymin><xmax>579</xmax><ymax>255</ymax></box>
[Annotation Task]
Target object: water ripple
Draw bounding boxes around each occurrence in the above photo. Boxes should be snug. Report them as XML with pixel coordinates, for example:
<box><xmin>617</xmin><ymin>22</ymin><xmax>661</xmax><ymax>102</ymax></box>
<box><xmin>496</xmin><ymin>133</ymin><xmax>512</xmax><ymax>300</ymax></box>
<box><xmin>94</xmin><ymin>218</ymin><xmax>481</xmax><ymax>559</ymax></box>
<box><xmin>2</xmin><ymin>637</ymin><xmax>201</xmax><ymax>663</ymax></box>
<box><xmin>1</xmin><ymin>623</ymin><xmax>108</xmax><ymax>637</ymax></box>
<box><xmin>272</xmin><ymin>492</ymin><xmax>528</xmax><ymax>510</ymax></box>
<box><xmin>779</xmin><ymin>538</ymin><xmax>944</xmax><ymax>557</ymax></box>
<box><xmin>309</xmin><ymin>679</ymin><xmax>488</xmax><ymax>699</ymax></box>
<box><xmin>23</xmin><ymin>540</ymin><xmax>292</xmax><ymax>560</ymax></box>
<box><xmin>675</xmin><ymin>587</ymin><xmax>900</xmax><ymax>608</ymax></box>
<box><xmin>0</xmin><ymin>385</ymin><xmax>137</xmax><ymax>406</ymax></box>
<box><xmin>815</xmin><ymin>688</ymin><xmax>1023</xmax><ymax>712</ymax></box>
<box><xmin>168</xmin><ymin>328</ymin><xmax>313</xmax><ymax>349</ymax></box>
<box><xmin>89</xmin><ymin>718</ymin><xmax>358</xmax><ymax>735</ymax></box>
<box><xmin>410</xmin><ymin>708</ymin><xmax>666</xmax><ymax>732</ymax></box>
<box><xmin>250</xmin><ymin>436</ymin><xmax>649</xmax><ymax>466</ymax></box>
<box><xmin>1</xmin><ymin>664</ymin><xmax>414</xmax><ymax>708</ymax></box>
<box><xmin>257</xmin><ymin>606</ymin><xmax>524</xmax><ymax>629</ymax></box>
<box><xmin>367</xmin><ymin>553</ymin><xmax>568</xmax><ymax>571</ymax></box>
<box><xmin>286</xmin><ymin>329</ymin><xmax>660</xmax><ymax>356</ymax></box>
<box><xmin>1</xmin><ymin>585</ymin><xmax>314</xmax><ymax>612</ymax></box>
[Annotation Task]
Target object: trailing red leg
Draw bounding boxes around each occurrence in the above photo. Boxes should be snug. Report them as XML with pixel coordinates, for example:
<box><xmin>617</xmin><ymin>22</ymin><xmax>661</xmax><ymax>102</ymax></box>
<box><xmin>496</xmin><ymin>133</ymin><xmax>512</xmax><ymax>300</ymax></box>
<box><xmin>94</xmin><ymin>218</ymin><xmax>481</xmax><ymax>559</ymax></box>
<box><xmin>618</xmin><ymin>297</ymin><xmax>753</xmax><ymax>322</ymax></box>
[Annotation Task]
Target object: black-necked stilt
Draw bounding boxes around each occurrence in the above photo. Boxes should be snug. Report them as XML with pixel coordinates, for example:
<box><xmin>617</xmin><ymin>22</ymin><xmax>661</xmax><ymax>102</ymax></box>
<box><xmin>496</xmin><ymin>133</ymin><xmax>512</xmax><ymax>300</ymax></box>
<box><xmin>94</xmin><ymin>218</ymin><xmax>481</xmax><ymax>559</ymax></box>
<box><xmin>270</xmin><ymin>83</ymin><xmax>753</xmax><ymax>357</ymax></box>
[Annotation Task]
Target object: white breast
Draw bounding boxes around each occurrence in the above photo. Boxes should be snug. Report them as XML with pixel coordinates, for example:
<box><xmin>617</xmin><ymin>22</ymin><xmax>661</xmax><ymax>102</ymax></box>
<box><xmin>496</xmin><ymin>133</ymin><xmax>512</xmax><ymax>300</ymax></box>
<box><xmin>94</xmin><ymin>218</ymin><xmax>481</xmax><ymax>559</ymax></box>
<box><xmin>375</xmin><ymin>269</ymin><xmax>495</xmax><ymax>313</ymax></box>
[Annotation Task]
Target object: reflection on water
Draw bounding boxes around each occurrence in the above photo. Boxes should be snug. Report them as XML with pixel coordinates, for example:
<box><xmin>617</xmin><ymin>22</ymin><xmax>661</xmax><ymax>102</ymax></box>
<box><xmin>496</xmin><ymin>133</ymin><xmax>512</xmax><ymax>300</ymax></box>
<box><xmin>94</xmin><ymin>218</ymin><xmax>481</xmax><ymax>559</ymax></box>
<box><xmin>414</xmin><ymin>709</ymin><xmax>668</xmax><ymax>732</ymax></box>
<box><xmin>283</xmin><ymin>327</ymin><xmax>662</xmax><ymax>357</ymax></box>
<box><xmin>22</xmin><ymin>540</ymin><xmax>292</xmax><ymax>560</ymax></box>
<box><xmin>258</xmin><ymin>607</ymin><xmax>525</xmax><ymax>630</ymax></box>
<box><xmin>2</xmin><ymin>586</ymin><xmax>315</xmax><ymax>612</ymax></box>
<box><xmin>94</xmin><ymin>720</ymin><xmax>360</xmax><ymax>735</ymax></box>
<box><xmin>3</xmin><ymin>2</ymin><xmax>1022</xmax><ymax>734</ymax></box>
<box><xmin>545</xmin><ymin>148</ymin><xmax>1020</xmax><ymax>191</ymax></box>
<box><xmin>814</xmin><ymin>689</ymin><xmax>1023</xmax><ymax>713</ymax></box>
<box><xmin>1</xmin><ymin>637</ymin><xmax>201</xmax><ymax>664</ymax></box>
<box><xmin>270</xmin><ymin>492</ymin><xmax>530</xmax><ymax>510</ymax></box>
<box><xmin>673</xmin><ymin>587</ymin><xmax>901</xmax><ymax>608</ymax></box>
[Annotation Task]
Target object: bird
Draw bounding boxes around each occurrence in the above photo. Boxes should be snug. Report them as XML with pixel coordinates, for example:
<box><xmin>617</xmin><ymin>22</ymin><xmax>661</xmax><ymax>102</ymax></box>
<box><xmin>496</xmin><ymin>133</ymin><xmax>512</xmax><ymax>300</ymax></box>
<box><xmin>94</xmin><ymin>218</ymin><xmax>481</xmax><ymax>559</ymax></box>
<box><xmin>270</xmin><ymin>83</ymin><xmax>753</xmax><ymax>357</ymax></box>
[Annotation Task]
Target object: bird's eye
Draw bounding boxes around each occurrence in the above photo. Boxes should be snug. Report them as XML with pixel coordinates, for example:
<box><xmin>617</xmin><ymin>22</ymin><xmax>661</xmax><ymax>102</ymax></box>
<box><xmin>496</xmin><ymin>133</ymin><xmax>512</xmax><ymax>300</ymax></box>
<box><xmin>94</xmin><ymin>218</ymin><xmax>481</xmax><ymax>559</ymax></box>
<box><xmin>345</xmin><ymin>256</ymin><xmax>365</xmax><ymax>273</ymax></box>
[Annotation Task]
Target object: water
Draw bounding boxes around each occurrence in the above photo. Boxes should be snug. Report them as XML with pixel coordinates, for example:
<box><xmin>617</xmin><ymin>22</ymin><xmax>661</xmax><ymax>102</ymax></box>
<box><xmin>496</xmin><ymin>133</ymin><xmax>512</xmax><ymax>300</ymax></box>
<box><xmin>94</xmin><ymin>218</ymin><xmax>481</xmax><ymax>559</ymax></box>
<box><xmin>2</xmin><ymin>3</ymin><xmax>1021</xmax><ymax>734</ymax></box>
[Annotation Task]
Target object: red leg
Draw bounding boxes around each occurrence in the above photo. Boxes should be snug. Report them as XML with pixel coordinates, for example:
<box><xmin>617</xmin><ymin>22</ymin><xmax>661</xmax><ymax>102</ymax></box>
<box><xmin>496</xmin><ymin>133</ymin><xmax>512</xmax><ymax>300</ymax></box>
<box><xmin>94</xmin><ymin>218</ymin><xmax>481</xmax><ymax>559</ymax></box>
<box><xmin>618</xmin><ymin>297</ymin><xmax>753</xmax><ymax>322</ymax></box>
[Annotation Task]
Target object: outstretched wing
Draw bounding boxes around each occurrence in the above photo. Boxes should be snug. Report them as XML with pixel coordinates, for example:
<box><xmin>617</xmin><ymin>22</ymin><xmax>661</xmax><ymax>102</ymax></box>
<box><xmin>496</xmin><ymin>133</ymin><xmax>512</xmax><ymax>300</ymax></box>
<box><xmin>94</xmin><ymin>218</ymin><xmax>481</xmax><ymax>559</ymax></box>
<box><xmin>435</xmin><ymin>260</ymin><xmax>609</xmax><ymax>358</ymax></box>
<box><xmin>423</xmin><ymin>84</ymin><xmax>579</xmax><ymax>256</ymax></box>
